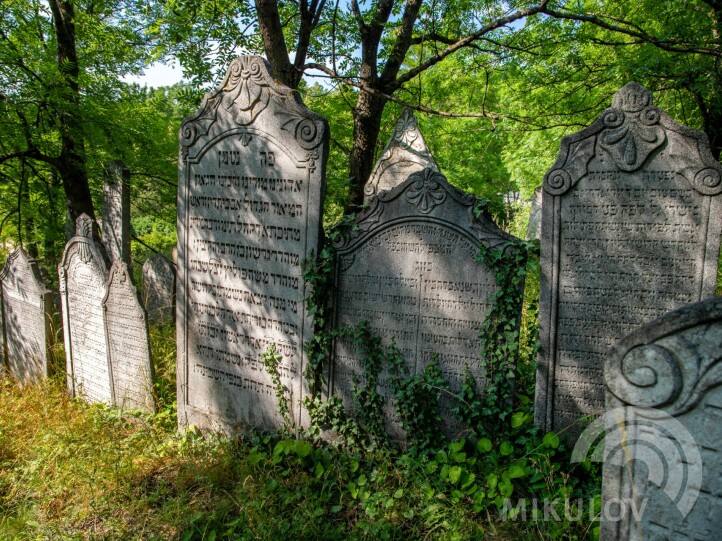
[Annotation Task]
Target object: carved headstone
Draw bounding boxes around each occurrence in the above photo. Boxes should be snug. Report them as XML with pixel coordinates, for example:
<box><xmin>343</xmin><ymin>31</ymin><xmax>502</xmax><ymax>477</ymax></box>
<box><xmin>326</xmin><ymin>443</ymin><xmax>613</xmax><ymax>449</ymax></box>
<box><xmin>59</xmin><ymin>214</ymin><xmax>112</xmax><ymax>403</ymax></box>
<box><xmin>526</xmin><ymin>186</ymin><xmax>542</xmax><ymax>241</ymax></box>
<box><xmin>0</xmin><ymin>248</ymin><xmax>53</xmax><ymax>383</ymax></box>
<box><xmin>332</xmin><ymin>168</ymin><xmax>520</xmax><ymax>441</ymax></box>
<box><xmin>364</xmin><ymin>109</ymin><xmax>438</xmax><ymax>202</ymax></box>
<box><xmin>102</xmin><ymin>161</ymin><xmax>131</xmax><ymax>266</ymax></box>
<box><xmin>600</xmin><ymin>296</ymin><xmax>722</xmax><ymax>541</ymax></box>
<box><xmin>535</xmin><ymin>82</ymin><xmax>722</xmax><ymax>441</ymax></box>
<box><xmin>177</xmin><ymin>56</ymin><xmax>328</xmax><ymax>433</ymax></box>
<box><xmin>103</xmin><ymin>260</ymin><xmax>154</xmax><ymax>410</ymax></box>
<box><xmin>142</xmin><ymin>254</ymin><xmax>176</xmax><ymax>324</ymax></box>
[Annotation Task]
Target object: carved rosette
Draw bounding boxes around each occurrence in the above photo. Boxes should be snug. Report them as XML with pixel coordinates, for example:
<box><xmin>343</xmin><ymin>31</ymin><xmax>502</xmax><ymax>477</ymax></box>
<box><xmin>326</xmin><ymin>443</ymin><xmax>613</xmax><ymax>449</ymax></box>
<box><xmin>405</xmin><ymin>169</ymin><xmax>447</xmax><ymax>214</ymax></box>
<box><xmin>599</xmin><ymin>83</ymin><xmax>666</xmax><ymax>172</ymax></box>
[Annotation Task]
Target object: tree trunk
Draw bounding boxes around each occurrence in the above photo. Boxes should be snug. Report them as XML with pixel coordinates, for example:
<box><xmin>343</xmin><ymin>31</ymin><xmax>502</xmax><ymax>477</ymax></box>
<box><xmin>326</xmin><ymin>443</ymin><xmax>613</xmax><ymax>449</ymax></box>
<box><xmin>255</xmin><ymin>0</ymin><xmax>299</xmax><ymax>88</ymax></box>
<box><xmin>347</xmin><ymin>89</ymin><xmax>386</xmax><ymax>211</ymax></box>
<box><xmin>47</xmin><ymin>0</ymin><xmax>96</xmax><ymax>235</ymax></box>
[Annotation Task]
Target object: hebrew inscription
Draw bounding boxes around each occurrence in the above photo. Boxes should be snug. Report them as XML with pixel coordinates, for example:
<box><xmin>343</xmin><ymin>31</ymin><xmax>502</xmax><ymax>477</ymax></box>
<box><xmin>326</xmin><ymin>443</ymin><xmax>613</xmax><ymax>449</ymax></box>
<box><xmin>535</xmin><ymin>82</ymin><xmax>722</xmax><ymax>441</ymax></box>
<box><xmin>332</xmin><ymin>168</ymin><xmax>519</xmax><ymax>441</ymax></box>
<box><xmin>104</xmin><ymin>260</ymin><xmax>154</xmax><ymax>411</ymax></box>
<box><xmin>0</xmin><ymin>248</ymin><xmax>53</xmax><ymax>383</ymax></box>
<box><xmin>177</xmin><ymin>56</ymin><xmax>327</xmax><ymax>433</ymax></box>
<box><xmin>601</xmin><ymin>297</ymin><xmax>722</xmax><ymax>541</ymax></box>
<box><xmin>59</xmin><ymin>214</ymin><xmax>112</xmax><ymax>403</ymax></box>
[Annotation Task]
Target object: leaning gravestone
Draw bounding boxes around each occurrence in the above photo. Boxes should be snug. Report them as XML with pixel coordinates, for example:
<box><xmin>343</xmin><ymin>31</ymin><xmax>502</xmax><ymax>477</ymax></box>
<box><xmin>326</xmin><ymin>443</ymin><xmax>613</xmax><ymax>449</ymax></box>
<box><xmin>332</xmin><ymin>167</ymin><xmax>520</xmax><ymax>441</ymax></box>
<box><xmin>103</xmin><ymin>259</ymin><xmax>154</xmax><ymax>411</ymax></box>
<box><xmin>177</xmin><ymin>56</ymin><xmax>328</xmax><ymax>433</ymax></box>
<box><xmin>59</xmin><ymin>214</ymin><xmax>112</xmax><ymax>403</ymax></box>
<box><xmin>599</xmin><ymin>296</ymin><xmax>722</xmax><ymax>541</ymax></box>
<box><xmin>535</xmin><ymin>82</ymin><xmax>722</xmax><ymax>441</ymax></box>
<box><xmin>525</xmin><ymin>186</ymin><xmax>542</xmax><ymax>241</ymax></box>
<box><xmin>142</xmin><ymin>254</ymin><xmax>176</xmax><ymax>324</ymax></box>
<box><xmin>102</xmin><ymin>161</ymin><xmax>131</xmax><ymax>267</ymax></box>
<box><xmin>364</xmin><ymin>108</ymin><xmax>438</xmax><ymax>202</ymax></box>
<box><xmin>0</xmin><ymin>248</ymin><xmax>53</xmax><ymax>383</ymax></box>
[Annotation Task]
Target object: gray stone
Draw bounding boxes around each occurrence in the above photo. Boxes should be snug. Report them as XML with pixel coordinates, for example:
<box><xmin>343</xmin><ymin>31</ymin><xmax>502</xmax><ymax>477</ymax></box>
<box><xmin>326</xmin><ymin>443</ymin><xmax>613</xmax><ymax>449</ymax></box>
<box><xmin>102</xmin><ymin>161</ymin><xmax>131</xmax><ymax>266</ymax></box>
<box><xmin>600</xmin><ymin>296</ymin><xmax>722</xmax><ymax>541</ymax></box>
<box><xmin>177</xmin><ymin>56</ymin><xmax>328</xmax><ymax>433</ymax></box>
<box><xmin>142</xmin><ymin>254</ymin><xmax>176</xmax><ymax>324</ymax></box>
<box><xmin>103</xmin><ymin>260</ymin><xmax>154</xmax><ymax>411</ymax></box>
<box><xmin>331</xmin><ymin>167</ymin><xmax>520</xmax><ymax>441</ymax></box>
<box><xmin>364</xmin><ymin>109</ymin><xmax>438</xmax><ymax>202</ymax></box>
<box><xmin>0</xmin><ymin>248</ymin><xmax>53</xmax><ymax>384</ymax></box>
<box><xmin>535</xmin><ymin>82</ymin><xmax>722</xmax><ymax>441</ymax></box>
<box><xmin>59</xmin><ymin>214</ymin><xmax>112</xmax><ymax>403</ymax></box>
<box><xmin>525</xmin><ymin>186</ymin><xmax>542</xmax><ymax>241</ymax></box>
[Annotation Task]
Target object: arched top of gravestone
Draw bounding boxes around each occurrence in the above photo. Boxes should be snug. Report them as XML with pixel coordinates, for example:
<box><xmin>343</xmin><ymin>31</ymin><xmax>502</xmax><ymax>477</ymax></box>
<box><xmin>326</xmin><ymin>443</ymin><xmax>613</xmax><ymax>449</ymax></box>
<box><xmin>58</xmin><ymin>214</ymin><xmax>110</xmax><ymax>288</ymax></box>
<box><xmin>0</xmin><ymin>248</ymin><xmax>50</xmax><ymax>296</ymax></box>
<box><xmin>335</xmin><ymin>167</ymin><xmax>515</xmax><ymax>255</ymax></box>
<box><xmin>543</xmin><ymin>81</ymin><xmax>722</xmax><ymax>197</ymax></box>
<box><xmin>103</xmin><ymin>259</ymin><xmax>144</xmax><ymax>308</ymax></box>
<box><xmin>179</xmin><ymin>55</ymin><xmax>327</xmax><ymax>168</ymax></box>
<box><xmin>364</xmin><ymin>108</ymin><xmax>439</xmax><ymax>200</ymax></box>
<box><xmin>606</xmin><ymin>296</ymin><xmax>722</xmax><ymax>417</ymax></box>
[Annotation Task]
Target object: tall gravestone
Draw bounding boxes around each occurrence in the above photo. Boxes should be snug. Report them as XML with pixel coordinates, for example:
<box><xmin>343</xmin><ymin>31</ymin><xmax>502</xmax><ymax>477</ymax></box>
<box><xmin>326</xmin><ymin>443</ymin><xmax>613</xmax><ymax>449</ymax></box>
<box><xmin>535</xmin><ymin>82</ymin><xmax>722</xmax><ymax>441</ymax></box>
<box><xmin>331</xmin><ymin>168</ymin><xmax>520</xmax><ymax>440</ymax></box>
<box><xmin>600</xmin><ymin>296</ymin><xmax>722</xmax><ymax>541</ymax></box>
<box><xmin>177</xmin><ymin>56</ymin><xmax>328</xmax><ymax>433</ymax></box>
<box><xmin>364</xmin><ymin>109</ymin><xmax>438</xmax><ymax>202</ymax></box>
<box><xmin>526</xmin><ymin>186</ymin><xmax>542</xmax><ymax>241</ymax></box>
<box><xmin>102</xmin><ymin>161</ymin><xmax>131</xmax><ymax>266</ymax></box>
<box><xmin>142</xmin><ymin>254</ymin><xmax>176</xmax><ymax>324</ymax></box>
<box><xmin>59</xmin><ymin>214</ymin><xmax>112</xmax><ymax>403</ymax></box>
<box><xmin>103</xmin><ymin>260</ymin><xmax>155</xmax><ymax>411</ymax></box>
<box><xmin>0</xmin><ymin>248</ymin><xmax>53</xmax><ymax>383</ymax></box>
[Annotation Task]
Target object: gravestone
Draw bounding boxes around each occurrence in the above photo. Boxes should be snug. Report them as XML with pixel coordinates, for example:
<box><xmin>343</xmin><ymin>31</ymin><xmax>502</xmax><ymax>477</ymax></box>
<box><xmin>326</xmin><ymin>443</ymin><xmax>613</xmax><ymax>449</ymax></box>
<box><xmin>535</xmin><ymin>82</ymin><xmax>722</xmax><ymax>441</ymax></box>
<box><xmin>142</xmin><ymin>254</ymin><xmax>176</xmax><ymax>324</ymax></box>
<box><xmin>600</xmin><ymin>296</ymin><xmax>722</xmax><ymax>541</ymax></box>
<box><xmin>0</xmin><ymin>248</ymin><xmax>53</xmax><ymax>383</ymax></box>
<box><xmin>525</xmin><ymin>186</ymin><xmax>542</xmax><ymax>241</ymax></box>
<box><xmin>103</xmin><ymin>260</ymin><xmax>154</xmax><ymax>411</ymax></box>
<box><xmin>177</xmin><ymin>56</ymin><xmax>328</xmax><ymax>433</ymax></box>
<box><xmin>102</xmin><ymin>161</ymin><xmax>131</xmax><ymax>266</ymax></box>
<box><xmin>331</xmin><ymin>168</ymin><xmax>520</xmax><ymax>441</ymax></box>
<box><xmin>59</xmin><ymin>214</ymin><xmax>112</xmax><ymax>403</ymax></box>
<box><xmin>364</xmin><ymin>108</ymin><xmax>438</xmax><ymax>202</ymax></box>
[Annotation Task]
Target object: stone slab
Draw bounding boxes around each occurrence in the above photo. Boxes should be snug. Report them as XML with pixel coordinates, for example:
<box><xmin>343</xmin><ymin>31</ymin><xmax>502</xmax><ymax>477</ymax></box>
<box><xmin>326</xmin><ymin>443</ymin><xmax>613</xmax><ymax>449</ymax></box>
<box><xmin>104</xmin><ymin>259</ymin><xmax>154</xmax><ymax>411</ymax></box>
<box><xmin>364</xmin><ymin>108</ymin><xmax>438</xmax><ymax>202</ymax></box>
<box><xmin>142</xmin><ymin>254</ymin><xmax>176</xmax><ymax>324</ymax></box>
<box><xmin>331</xmin><ymin>167</ymin><xmax>520</xmax><ymax>441</ymax></box>
<box><xmin>534</xmin><ymin>82</ymin><xmax>722</xmax><ymax>442</ymax></box>
<box><xmin>176</xmin><ymin>56</ymin><xmax>328</xmax><ymax>434</ymax></box>
<box><xmin>0</xmin><ymin>248</ymin><xmax>53</xmax><ymax>384</ymax></box>
<box><xmin>59</xmin><ymin>214</ymin><xmax>112</xmax><ymax>403</ymax></box>
<box><xmin>102</xmin><ymin>161</ymin><xmax>131</xmax><ymax>266</ymax></box>
<box><xmin>600</xmin><ymin>296</ymin><xmax>722</xmax><ymax>541</ymax></box>
<box><xmin>526</xmin><ymin>186</ymin><xmax>542</xmax><ymax>241</ymax></box>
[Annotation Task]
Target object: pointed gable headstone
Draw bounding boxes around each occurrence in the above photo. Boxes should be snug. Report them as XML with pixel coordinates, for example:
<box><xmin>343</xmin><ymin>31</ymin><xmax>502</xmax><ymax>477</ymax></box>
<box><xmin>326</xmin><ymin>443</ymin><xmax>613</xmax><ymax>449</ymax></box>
<box><xmin>103</xmin><ymin>260</ymin><xmax>154</xmax><ymax>411</ymax></box>
<box><xmin>332</xmin><ymin>168</ymin><xmax>521</xmax><ymax>441</ymax></box>
<box><xmin>58</xmin><ymin>214</ymin><xmax>112</xmax><ymax>403</ymax></box>
<box><xmin>0</xmin><ymin>248</ymin><xmax>54</xmax><ymax>383</ymax></box>
<box><xmin>177</xmin><ymin>56</ymin><xmax>328</xmax><ymax>433</ymax></box>
<box><xmin>535</xmin><ymin>82</ymin><xmax>722</xmax><ymax>442</ymax></box>
<box><xmin>364</xmin><ymin>109</ymin><xmax>438</xmax><ymax>202</ymax></box>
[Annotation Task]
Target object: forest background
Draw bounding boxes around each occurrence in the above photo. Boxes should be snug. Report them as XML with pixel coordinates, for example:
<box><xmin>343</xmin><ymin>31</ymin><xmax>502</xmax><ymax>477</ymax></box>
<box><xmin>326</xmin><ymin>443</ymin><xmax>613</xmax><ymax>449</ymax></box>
<box><xmin>1</xmin><ymin>0</ymin><xmax>720</xmax><ymax>281</ymax></box>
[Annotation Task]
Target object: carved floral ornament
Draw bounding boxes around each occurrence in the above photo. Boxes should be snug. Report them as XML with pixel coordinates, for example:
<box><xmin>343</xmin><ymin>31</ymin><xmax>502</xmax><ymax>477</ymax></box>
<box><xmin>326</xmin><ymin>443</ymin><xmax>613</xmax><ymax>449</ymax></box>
<box><xmin>405</xmin><ymin>168</ymin><xmax>447</xmax><ymax>214</ymax></box>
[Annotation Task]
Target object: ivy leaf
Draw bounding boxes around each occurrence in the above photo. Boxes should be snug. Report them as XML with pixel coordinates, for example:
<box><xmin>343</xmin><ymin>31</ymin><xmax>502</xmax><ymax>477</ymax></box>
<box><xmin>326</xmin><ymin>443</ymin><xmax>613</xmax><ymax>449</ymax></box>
<box><xmin>543</xmin><ymin>432</ymin><xmax>560</xmax><ymax>449</ymax></box>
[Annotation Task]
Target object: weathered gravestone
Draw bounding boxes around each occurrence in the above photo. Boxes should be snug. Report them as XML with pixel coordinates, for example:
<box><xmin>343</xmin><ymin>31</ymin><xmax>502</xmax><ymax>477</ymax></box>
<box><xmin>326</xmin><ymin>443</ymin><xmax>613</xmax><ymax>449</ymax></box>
<box><xmin>364</xmin><ymin>108</ymin><xmax>438</xmax><ymax>202</ymax></box>
<box><xmin>177</xmin><ymin>56</ymin><xmax>328</xmax><ymax>433</ymax></box>
<box><xmin>102</xmin><ymin>161</ymin><xmax>131</xmax><ymax>266</ymax></box>
<box><xmin>59</xmin><ymin>214</ymin><xmax>112</xmax><ymax>403</ymax></box>
<box><xmin>535</xmin><ymin>82</ymin><xmax>722</xmax><ymax>441</ymax></box>
<box><xmin>526</xmin><ymin>186</ymin><xmax>542</xmax><ymax>241</ymax></box>
<box><xmin>599</xmin><ymin>296</ymin><xmax>722</xmax><ymax>541</ymax></box>
<box><xmin>0</xmin><ymin>248</ymin><xmax>54</xmax><ymax>383</ymax></box>
<box><xmin>331</xmin><ymin>168</ymin><xmax>520</xmax><ymax>441</ymax></box>
<box><xmin>142</xmin><ymin>254</ymin><xmax>176</xmax><ymax>324</ymax></box>
<box><xmin>103</xmin><ymin>259</ymin><xmax>154</xmax><ymax>411</ymax></box>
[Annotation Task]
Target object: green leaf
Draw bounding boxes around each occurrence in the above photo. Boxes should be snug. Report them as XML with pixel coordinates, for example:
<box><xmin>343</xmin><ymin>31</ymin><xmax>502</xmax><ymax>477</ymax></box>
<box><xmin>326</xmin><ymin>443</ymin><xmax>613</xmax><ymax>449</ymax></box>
<box><xmin>511</xmin><ymin>411</ymin><xmax>527</xmax><ymax>428</ymax></box>
<box><xmin>507</xmin><ymin>463</ymin><xmax>526</xmax><ymax>479</ymax></box>
<box><xmin>477</xmin><ymin>438</ymin><xmax>492</xmax><ymax>453</ymax></box>
<box><xmin>543</xmin><ymin>432</ymin><xmax>560</xmax><ymax>449</ymax></box>
<box><xmin>499</xmin><ymin>441</ymin><xmax>513</xmax><ymax>456</ymax></box>
<box><xmin>449</xmin><ymin>466</ymin><xmax>463</xmax><ymax>485</ymax></box>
